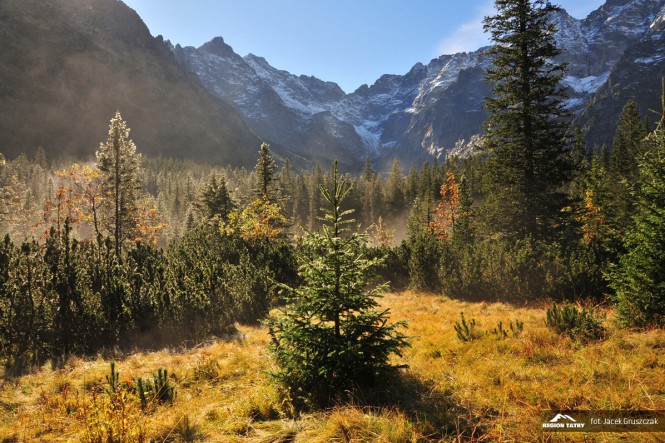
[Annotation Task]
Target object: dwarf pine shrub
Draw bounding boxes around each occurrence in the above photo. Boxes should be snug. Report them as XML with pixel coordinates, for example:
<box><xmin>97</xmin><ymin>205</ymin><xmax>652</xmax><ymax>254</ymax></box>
<box><xmin>454</xmin><ymin>312</ymin><xmax>482</xmax><ymax>342</ymax></box>
<box><xmin>545</xmin><ymin>303</ymin><xmax>605</xmax><ymax>342</ymax></box>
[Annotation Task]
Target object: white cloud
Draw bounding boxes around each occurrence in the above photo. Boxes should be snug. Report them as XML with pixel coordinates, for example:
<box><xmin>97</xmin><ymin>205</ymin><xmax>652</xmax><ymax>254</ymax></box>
<box><xmin>435</xmin><ymin>1</ymin><xmax>495</xmax><ymax>56</ymax></box>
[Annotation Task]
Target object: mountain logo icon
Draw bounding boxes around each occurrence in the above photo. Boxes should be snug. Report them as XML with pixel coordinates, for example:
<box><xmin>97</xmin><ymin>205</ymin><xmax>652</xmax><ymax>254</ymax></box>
<box><xmin>549</xmin><ymin>414</ymin><xmax>577</xmax><ymax>423</ymax></box>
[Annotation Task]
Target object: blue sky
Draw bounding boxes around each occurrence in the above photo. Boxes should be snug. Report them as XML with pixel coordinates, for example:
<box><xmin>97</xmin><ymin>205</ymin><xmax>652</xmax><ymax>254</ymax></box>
<box><xmin>123</xmin><ymin>0</ymin><xmax>605</xmax><ymax>92</ymax></box>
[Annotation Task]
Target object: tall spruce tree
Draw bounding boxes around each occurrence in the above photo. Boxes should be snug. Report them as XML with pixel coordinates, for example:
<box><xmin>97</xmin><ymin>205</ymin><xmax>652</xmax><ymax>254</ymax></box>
<box><xmin>267</xmin><ymin>161</ymin><xmax>407</xmax><ymax>407</ymax></box>
<box><xmin>253</xmin><ymin>142</ymin><xmax>278</xmax><ymax>201</ymax></box>
<box><xmin>610</xmin><ymin>106</ymin><xmax>665</xmax><ymax>328</ymax></box>
<box><xmin>611</xmin><ymin>100</ymin><xmax>645</xmax><ymax>182</ymax></box>
<box><xmin>607</xmin><ymin>101</ymin><xmax>647</xmax><ymax>242</ymax></box>
<box><xmin>307</xmin><ymin>162</ymin><xmax>323</xmax><ymax>230</ymax></box>
<box><xmin>482</xmin><ymin>0</ymin><xmax>571</xmax><ymax>240</ymax></box>
<box><xmin>455</xmin><ymin>175</ymin><xmax>474</xmax><ymax>243</ymax></box>
<box><xmin>406</xmin><ymin>196</ymin><xmax>432</xmax><ymax>239</ymax></box>
<box><xmin>384</xmin><ymin>159</ymin><xmax>405</xmax><ymax>216</ymax></box>
<box><xmin>96</xmin><ymin>111</ymin><xmax>142</xmax><ymax>256</ymax></box>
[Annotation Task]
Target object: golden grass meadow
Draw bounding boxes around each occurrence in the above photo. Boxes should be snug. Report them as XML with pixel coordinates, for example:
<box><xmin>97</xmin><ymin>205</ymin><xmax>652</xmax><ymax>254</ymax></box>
<box><xmin>1</xmin><ymin>291</ymin><xmax>663</xmax><ymax>442</ymax></box>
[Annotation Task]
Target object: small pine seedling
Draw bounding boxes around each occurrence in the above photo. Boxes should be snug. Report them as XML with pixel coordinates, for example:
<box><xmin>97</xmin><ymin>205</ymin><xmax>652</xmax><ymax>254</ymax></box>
<box><xmin>454</xmin><ymin>312</ymin><xmax>482</xmax><ymax>342</ymax></box>
<box><xmin>492</xmin><ymin>319</ymin><xmax>524</xmax><ymax>339</ymax></box>
<box><xmin>153</xmin><ymin>368</ymin><xmax>176</xmax><ymax>404</ymax></box>
<box><xmin>105</xmin><ymin>362</ymin><xmax>120</xmax><ymax>400</ymax></box>
<box><xmin>136</xmin><ymin>368</ymin><xmax>176</xmax><ymax>411</ymax></box>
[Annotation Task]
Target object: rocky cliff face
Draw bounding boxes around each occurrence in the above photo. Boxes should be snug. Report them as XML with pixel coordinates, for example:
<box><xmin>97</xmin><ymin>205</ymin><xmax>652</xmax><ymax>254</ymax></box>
<box><xmin>0</xmin><ymin>0</ymin><xmax>262</xmax><ymax>166</ymax></box>
<box><xmin>175</xmin><ymin>0</ymin><xmax>665</xmax><ymax>169</ymax></box>
<box><xmin>575</xmin><ymin>3</ymin><xmax>665</xmax><ymax>148</ymax></box>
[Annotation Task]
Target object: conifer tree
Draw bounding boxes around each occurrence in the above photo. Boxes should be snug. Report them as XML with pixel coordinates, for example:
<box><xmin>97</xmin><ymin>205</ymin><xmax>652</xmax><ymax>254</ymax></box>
<box><xmin>0</xmin><ymin>156</ymin><xmax>7</xmax><ymax>227</ymax></box>
<box><xmin>569</xmin><ymin>126</ymin><xmax>590</xmax><ymax>201</ymax></box>
<box><xmin>358</xmin><ymin>158</ymin><xmax>378</xmax><ymax>225</ymax></box>
<box><xmin>267</xmin><ymin>161</ymin><xmax>407</xmax><ymax>407</ymax></box>
<box><xmin>278</xmin><ymin>160</ymin><xmax>296</xmax><ymax>218</ymax></box>
<box><xmin>34</xmin><ymin>147</ymin><xmax>48</xmax><ymax>169</ymax></box>
<box><xmin>249</xmin><ymin>144</ymin><xmax>288</xmax><ymax>237</ymax></box>
<box><xmin>571</xmin><ymin>127</ymin><xmax>589</xmax><ymax>173</ymax></box>
<box><xmin>418</xmin><ymin>161</ymin><xmax>433</xmax><ymax>200</ymax></box>
<box><xmin>482</xmin><ymin>0</ymin><xmax>571</xmax><ymax>240</ymax></box>
<box><xmin>405</xmin><ymin>164</ymin><xmax>420</xmax><ymax>203</ymax></box>
<box><xmin>195</xmin><ymin>173</ymin><xmax>236</xmax><ymax>221</ymax></box>
<box><xmin>455</xmin><ymin>175</ymin><xmax>474</xmax><ymax>243</ymax></box>
<box><xmin>0</xmin><ymin>235</ymin><xmax>15</xmax><ymax>359</ymax></box>
<box><xmin>7</xmin><ymin>240</ymin><xmax>53</xmax><ymax>368</ymax></box>
<box><xmin>361</xmin><ymin>157</ymin><xmax>375</xmax><ymax>182</ymax></box>
<box><xmin>607</xmin><ymin>101</ymin><xmax>647</xmax><ymax>241</ymax></box>
<box><xmin>291</xmin><ymin>174</ymin><xmax>308</xmax><ymax>226</ymax></box>
<box><xmin>384</xmin><ymin>159</ymin><xmax>405</xmax><ymax>216</ymax></box>
<box><xmin>307</xmin><ymin>162</ymin><xmax>323</xmax><ymax>230</ymax></box>
<box><xmin>253</xmin><ymin>143</ymin><xmax>278</xmax><ymax>201</ymax></box>
<box><xmin>406</xmin><ymin>195</ymin><xmax>432</xmax><ymax>239</ymax></box>
<box><xmin>610</xmin><ymin>107</ymin><xmax>665</xmax><ymax>328</ymax></box>
<box><xmin>96</xmin><ymin>111</ymin><xmax>142</xmax><ymax>256</ymax></box>
<box><xmin>43</xmin><ymin>219</ymin><xmax>84</xmax><ymax>357</ymax></box>
<box><xmin>611</xmin><ymin>100</ymin><xmax>645</xmax><ymax>182</ymax></box>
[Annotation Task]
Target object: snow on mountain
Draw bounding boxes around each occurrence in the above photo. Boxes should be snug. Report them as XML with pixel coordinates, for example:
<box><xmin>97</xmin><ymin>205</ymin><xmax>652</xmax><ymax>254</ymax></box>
<box><xmin>173</xmin><ymin>0</ymin><xmax>665</xmax><ymax>168</ymax></box>
<box><xmin>564</xmin><ymin>74</ymin><xmax>611</xmax><ymax>94</ymax></box>
<box><xmin>575</xmin><ymin>0</ymin><xmax>665</xmax><ymax>148</ymax></box>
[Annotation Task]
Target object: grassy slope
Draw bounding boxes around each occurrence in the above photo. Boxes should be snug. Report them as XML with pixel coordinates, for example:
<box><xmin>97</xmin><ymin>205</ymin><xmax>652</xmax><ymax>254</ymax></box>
<box><xmin>1</xmin><ymin>291</ymin><xmax>664</xmax><ymax>442</ymax></box>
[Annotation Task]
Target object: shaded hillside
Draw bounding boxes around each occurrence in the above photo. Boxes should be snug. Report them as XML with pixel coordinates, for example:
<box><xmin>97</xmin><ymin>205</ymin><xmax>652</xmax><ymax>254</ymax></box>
<box><xmin>576</xmin><ymin>4</ymin><xmax>665</xmax><ymax>147</ymax></box>
<box><xmin>0</xmin><ymin>0</ymin><xmax>261</xmax><ymax>166</ymax></box>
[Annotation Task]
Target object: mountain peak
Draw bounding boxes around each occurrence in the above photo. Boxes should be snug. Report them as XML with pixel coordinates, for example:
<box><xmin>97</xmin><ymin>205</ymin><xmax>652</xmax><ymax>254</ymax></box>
<box><xmin>200</xmin><ymin>36</ymin><xmax>237</xmax><ymax>57</ymax></box>
<box><xmin>245</xmin><ymin>53</ymin><xmax>268</xmax><ymax>64</ymax></box>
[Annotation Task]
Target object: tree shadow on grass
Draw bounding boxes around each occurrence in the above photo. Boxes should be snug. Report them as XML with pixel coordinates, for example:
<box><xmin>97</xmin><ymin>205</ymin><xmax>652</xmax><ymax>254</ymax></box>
<box><xmin>2</xmin><ymin>324</ymin><xmax>246</xmax><ymax>378</ymax></box>
<box><xmin>345</xmin><ymin>369</ymin><xmax>495</xmax><ymax>441</ymax></box>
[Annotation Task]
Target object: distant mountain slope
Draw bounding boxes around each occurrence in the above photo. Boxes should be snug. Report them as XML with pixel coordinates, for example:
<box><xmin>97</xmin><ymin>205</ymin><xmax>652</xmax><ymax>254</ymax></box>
<box><xmin>575</xmin><ymin>4</ymin><xmax>665</xmax><ymax>148</ymax></box>
<box><xmin>175</xmin><ymin>0</ymin><xmax>665</xmax><ymax>168</ymax></box>
<box><xmin>0</xmin><ymin>0</ymin><xmax>262</xmax><ymax>166</ymax></box>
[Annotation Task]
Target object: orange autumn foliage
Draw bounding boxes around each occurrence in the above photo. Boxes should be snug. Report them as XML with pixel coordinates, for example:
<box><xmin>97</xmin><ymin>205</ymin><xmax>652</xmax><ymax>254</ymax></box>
<box><xmin>578</xmin><ymin>189</ymin><xmax>605</xmax><ymax>245</ymax></box>
<box><xmin>133</xmin><ymin>197</ymin><xmax>167</xmax><ymax>245</ymax></box>
<box><xmin>429</xmin><ymin>171</ymin><xmax>459</xmax><ymax>240</ymax></box>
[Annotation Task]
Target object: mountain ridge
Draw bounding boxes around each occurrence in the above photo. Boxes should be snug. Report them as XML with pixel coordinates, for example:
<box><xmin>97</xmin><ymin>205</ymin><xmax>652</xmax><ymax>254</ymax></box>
<box><xmin>173</xmin><ymin>0</ymin><xmax>665</xmax><ymax>168</ymax></box>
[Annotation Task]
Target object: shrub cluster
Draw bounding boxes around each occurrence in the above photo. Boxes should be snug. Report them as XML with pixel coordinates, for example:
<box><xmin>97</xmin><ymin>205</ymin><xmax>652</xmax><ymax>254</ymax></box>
<box><xmin>0</xmin><ymin>220</ymin><xmax>297</xmax><ymax>371</ymax></box>
<box><xmin>545</xmin><ymin>302</ymin><xmax>606</xmax><ymax>342</ymax></box>
<box><xmin>383</xmin><ymin>235</ymin><xmax>606</xmax><ymax>303</ymax></box>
